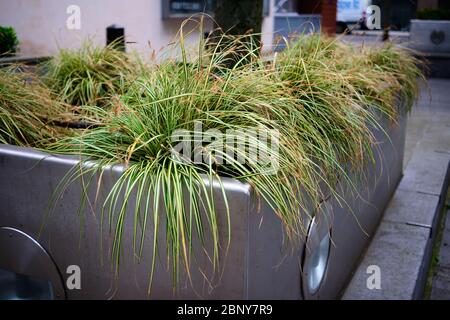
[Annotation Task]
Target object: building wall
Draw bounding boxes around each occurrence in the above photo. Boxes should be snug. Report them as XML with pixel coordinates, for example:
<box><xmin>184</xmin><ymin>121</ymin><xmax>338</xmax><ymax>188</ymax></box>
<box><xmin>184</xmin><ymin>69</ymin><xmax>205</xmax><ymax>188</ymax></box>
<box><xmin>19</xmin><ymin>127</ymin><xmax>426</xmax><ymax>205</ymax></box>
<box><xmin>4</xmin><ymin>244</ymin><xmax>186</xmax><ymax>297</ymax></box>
<box><xmin>0</xmin><ymin>0</ymin><xmax>276</xmax><ymax>58</ymax></box>
<box><xmin>417</xmin><ymin>0</ymin><xmax>439</xmax><ymax>10</ymax></box>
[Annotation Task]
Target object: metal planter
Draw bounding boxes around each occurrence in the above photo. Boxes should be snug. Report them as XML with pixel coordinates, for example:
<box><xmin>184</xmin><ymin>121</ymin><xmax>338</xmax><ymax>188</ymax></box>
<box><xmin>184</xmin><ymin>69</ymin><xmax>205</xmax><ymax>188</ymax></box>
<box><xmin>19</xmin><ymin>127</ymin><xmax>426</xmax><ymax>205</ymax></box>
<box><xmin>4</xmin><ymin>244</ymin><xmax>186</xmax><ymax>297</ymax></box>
<box><xmin>0</xmin><ymin>108</ymin><xmax>406</xmax><ymax>300</ymax></box>
<box><xmin>410</xmin><ymin>19</ymin><xmax>450</xmax><ymax>54</ymax></box>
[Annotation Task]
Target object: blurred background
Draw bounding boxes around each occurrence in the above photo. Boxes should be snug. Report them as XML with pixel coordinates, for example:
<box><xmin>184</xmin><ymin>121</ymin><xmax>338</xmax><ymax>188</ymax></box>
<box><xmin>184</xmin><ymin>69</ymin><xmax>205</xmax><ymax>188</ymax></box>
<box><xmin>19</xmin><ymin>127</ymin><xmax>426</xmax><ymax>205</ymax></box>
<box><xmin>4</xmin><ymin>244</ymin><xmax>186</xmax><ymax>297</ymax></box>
<box><xmin>0</xmin><ymin>0</ymin><xmax>449</xmax><ymax>57</ymax></box>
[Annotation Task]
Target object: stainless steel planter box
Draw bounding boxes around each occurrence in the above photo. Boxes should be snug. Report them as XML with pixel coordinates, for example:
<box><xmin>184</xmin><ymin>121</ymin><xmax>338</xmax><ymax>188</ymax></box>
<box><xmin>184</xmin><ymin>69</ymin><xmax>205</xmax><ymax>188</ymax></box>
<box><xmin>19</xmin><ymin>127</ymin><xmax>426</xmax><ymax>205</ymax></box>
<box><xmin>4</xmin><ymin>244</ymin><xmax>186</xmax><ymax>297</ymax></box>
<box><xmin>410</xmin><ymin>19</ymin><xmax>450</xmax><ymax>53</ymax></box>
<box><xmin>0</xmin><ymin>109</ymin><xmax>406</xmax><ymax>300</ymax></box>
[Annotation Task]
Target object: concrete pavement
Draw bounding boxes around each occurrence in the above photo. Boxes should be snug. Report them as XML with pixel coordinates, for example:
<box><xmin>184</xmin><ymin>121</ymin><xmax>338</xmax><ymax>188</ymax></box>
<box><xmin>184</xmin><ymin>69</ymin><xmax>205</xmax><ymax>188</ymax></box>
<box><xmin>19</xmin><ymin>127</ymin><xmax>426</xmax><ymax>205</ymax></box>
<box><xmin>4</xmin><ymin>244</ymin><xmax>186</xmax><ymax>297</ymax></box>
<box><xmin>343</xmin><ymin>78</ymin><xmax>450</xmax><ymax>299</ymax></box>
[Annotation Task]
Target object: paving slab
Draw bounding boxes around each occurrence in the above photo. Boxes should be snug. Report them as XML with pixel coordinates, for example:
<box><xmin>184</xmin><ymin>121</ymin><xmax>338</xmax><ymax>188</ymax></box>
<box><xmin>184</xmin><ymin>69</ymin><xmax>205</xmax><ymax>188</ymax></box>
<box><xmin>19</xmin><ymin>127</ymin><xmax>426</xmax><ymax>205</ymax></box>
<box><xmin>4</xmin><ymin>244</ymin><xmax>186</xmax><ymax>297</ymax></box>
<box><xmin>398</xmin><ymin>148</ymin><xmax>449</xmax><ymax>196</ymax></box>
<box><xmin>433</xmin><ymin>267</ymin><xmax>450</xmax><ymax>289</ymax></box>
<box><xmin>429</xmin><ymin>286</ymin><xmax>450</xmax><ymax>300</ymax></box>
<box><xmin>430</xmin><ymin>209</ymin><xmax>450</xmax><ymax>300</ymax></box>
<box><xmin>343</xmin><ymin>221</ymin><xmax>430</xmax><ymax>300</ymax></box>
<box><xmin>382</xmin><ymin>189</ymin><xmax>439</xmax><ymax>227</ymax></box>
<box><xmin>438</xmin><ymin>214</ymin><xmax>450</xmax><ymax>268</ymax></box>
<box><xmin>343</xmin><ymin>78</ymin><xmax>450</xmax><ymax>300</ymax></box>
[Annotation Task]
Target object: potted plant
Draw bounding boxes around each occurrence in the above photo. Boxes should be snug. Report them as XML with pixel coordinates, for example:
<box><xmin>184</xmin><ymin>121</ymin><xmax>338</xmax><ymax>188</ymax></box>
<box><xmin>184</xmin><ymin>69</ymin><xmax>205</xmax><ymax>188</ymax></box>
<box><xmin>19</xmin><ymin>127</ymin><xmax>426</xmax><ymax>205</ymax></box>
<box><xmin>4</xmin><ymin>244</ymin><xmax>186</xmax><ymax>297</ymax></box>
<box><xmin>0</xmin><ymin>26</ymin><xmax>18</xmax><ymax>57</ymax></box>
<box><xmin>0</xmin><ymin>32</ymin><xmax>422</xmax><ymax>299</ymax></box>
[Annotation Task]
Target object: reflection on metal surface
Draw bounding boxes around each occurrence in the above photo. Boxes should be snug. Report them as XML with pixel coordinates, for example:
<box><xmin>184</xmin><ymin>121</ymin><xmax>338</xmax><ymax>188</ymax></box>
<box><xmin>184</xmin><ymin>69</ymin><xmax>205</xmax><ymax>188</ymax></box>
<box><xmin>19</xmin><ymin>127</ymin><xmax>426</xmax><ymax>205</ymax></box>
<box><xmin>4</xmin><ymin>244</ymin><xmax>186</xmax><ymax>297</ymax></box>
<box><xmin>302</xmin><ymin>214</ymin><xmax>332</xmax><ymax>297</ymax></box>
<box><xmin>306</xmin><ymin>233</ymin><xmax>330</xmax><ymax>294</ymax></box>
<box><xmin>0</xmin><ymin>268</ymin><xmax>54</xmax><ymax>300</ymax></box>
<box><xmin>0</xmin><ymin>227</ymin><xmax>65</xmax><ymax>300</ymax></box>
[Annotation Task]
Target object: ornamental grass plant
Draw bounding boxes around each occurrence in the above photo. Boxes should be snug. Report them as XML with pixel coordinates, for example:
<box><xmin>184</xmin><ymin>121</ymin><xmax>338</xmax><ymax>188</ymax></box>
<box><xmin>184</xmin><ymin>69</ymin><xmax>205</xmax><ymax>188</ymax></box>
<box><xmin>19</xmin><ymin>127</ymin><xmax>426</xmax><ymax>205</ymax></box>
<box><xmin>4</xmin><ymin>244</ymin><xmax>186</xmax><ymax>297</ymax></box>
<box><xmin>0</xmin><ymin>65</ymin><xmax>75</xmax><ymax>146</ymax></box>
<box><xmin>0</xmin><ymin>29</ymin><xmax>423</xmax><ymax>292</ymax></box>
<box><xmin>41</xmin><ymin>40</ymin><xmax>145</xmax><ymax>108</ymax></box>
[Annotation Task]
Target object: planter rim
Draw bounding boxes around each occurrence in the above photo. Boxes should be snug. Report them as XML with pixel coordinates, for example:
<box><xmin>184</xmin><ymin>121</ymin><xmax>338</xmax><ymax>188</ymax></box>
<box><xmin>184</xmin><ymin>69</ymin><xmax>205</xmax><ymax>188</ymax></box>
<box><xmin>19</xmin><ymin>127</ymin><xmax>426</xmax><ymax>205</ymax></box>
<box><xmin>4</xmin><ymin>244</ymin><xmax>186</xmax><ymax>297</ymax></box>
<box><xmin>0</xmin><ymin>143</ymin><xmax>252</xmax><ymax>194</ymax></box>
<box><xmin>0</xmin><ymin>55</ymin><xmax>51</xmax><ymax>66</ymax></box>
<box><xmin>410</xmin><ymin>19</ymin><xmax>450</xmax><ymax>23</ymax></box>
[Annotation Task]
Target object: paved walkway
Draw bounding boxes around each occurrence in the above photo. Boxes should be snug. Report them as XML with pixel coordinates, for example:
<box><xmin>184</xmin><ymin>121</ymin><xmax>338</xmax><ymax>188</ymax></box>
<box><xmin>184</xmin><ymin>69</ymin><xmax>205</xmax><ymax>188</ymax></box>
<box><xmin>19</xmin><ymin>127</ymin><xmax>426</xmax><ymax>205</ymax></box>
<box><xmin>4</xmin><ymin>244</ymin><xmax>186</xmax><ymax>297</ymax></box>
<box><xmin>404</xmin><ymin>79</ymin><xmax>450</xmax><ymax>170</ymax></box>
<box><xmin>343</xmin><ymin>78</ymin><xmax>450</xmax><ymax>299</ymax></box>
<box><xmin>405</xmin><ymin>78</ymin><xmax>450</xmax><ymax>299</ymax></box>
<box><xmin>430</xmin><ymin>202</ymin><xmax>450</xmax><ymax>299</ymax></box>
<box><xmin>417</xmin><ymin>79</ymin><xmax>450</xmax><ymax>299</ymax></box>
